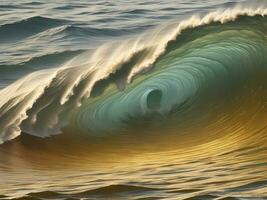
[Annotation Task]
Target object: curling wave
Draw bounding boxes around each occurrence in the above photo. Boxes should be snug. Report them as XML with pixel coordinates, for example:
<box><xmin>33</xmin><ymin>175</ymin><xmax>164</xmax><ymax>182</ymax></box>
<box><xmin>0</xmin><ymin>6</ymin><xmax>267</xmax><ymax>144</ymax></box>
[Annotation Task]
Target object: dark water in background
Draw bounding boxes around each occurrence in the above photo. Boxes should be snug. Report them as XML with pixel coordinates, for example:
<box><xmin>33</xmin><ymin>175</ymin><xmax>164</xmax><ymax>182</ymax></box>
<box><xmin>1</xmin><ymin>0</ymin><xmax>267</xmax><ymax>200</ymax></box>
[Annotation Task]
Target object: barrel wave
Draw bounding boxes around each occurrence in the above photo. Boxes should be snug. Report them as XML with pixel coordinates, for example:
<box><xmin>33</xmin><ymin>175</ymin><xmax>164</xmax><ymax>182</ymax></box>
<box><xmin>73</xmin><ymin>15</ymin><xmax>267</xmax><ymax>135</ymax></box>
<box><xmin>0</xmin><ymin>6</ymin><xmax>266</xmax><ymax>143</ymax></box>
<box><xmin>1</xmin><ymin>3</ymin><xmax>267</xmax><ymax>200</ymax></box>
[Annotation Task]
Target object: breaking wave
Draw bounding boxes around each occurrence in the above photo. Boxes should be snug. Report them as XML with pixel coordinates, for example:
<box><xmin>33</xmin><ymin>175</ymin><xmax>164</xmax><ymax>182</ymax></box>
<box><xmin>0</xmin><ymin>5</ymin><xmax>267</xmax><ymax>144</ymax></box>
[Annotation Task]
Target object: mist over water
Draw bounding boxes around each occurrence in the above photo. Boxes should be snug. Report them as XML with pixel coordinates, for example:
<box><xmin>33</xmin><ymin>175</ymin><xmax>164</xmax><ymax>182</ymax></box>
<box><xmin>0</xmin><ymin>0</ymin><xmax>267</xmax><ymax>200</ymax></box>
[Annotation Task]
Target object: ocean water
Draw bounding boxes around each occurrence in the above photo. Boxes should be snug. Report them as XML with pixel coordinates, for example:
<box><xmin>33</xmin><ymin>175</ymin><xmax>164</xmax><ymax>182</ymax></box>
<box><xmin>0</xmin><ymin>0</ymin><xmax>267</xmax><ymax>199</ymax></box>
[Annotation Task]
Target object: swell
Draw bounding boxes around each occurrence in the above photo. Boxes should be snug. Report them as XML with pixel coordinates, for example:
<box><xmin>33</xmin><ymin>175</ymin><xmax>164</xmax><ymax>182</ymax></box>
<box><xmin>0</xmin><ymin>15</ymin><xmax>146</xmax><ymax>44</ymax></box>
<box><xmin>3</xmin><ymin>180</ymin><xmax>267</xmax><ymax>200</ymax></box>
<box><xmin>0</xmin><ymin>16</ymin><xmax>66</xmax><ymax>42</ymax></box>
<box><xmin>57</xmin><ymin>25</ymin><xmax>150</xmax><ymax>37</ymax></box>
<box><xmin>0</xmin><ymin>50</ymin><xmax>83</xmax><ymax>89</ymax></box>
<box><xmin>0</xmin><ymin>50</ymin><xmax>83</xmax><ymax>69</ymax></box>
<box><xmin>0</xmin><ymin>6</ymin><xmax>266</xmax><ymax>144</ymax></box>
<box><xmin>3</xmin><ymin>185</ymin><xmax>159</xmax><ymax>200</ymax></box>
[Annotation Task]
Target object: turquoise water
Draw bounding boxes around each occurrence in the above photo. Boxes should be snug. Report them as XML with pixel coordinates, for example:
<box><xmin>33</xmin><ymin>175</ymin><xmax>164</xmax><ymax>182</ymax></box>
<box><xmin>0</xmin><ymin>1</ymin><xmax>267</xmax><ymax>200</ymax></box>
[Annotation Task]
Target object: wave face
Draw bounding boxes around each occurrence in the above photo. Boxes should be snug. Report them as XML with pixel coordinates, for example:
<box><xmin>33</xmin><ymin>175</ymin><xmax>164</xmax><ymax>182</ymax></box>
<box><xmin>1</xmin><ymin>1</ymin><xmax>267</xmax><ymax>200</ymax></box>
<box><xmin>73</xmin><ymin>15</ymin><xmax>267</xmax><ymax>136</ymax></box>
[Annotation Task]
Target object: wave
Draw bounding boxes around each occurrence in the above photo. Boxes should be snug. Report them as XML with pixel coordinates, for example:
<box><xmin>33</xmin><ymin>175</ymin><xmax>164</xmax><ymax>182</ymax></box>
<box><xmin>0</xmin><ymin>16</ymin><xmax>66</xmax><ymax>42</ymax></box>
<box><xmin>56</xmin><ymin>25</ymin><xmax>143</xmax><ymax>37</ymax></box>
<box><xmin>0</xmin><ymin>50</ymin><xmax>83</xmax><ymax>88</ymax></box>
<box><xmin>0</xmin><ymin>5</ymin><xmax>267</xmax><ymax>144</ymax></box>
<box><xmin>6</xmin><ymin>182</ymin><xmax>267</xmax><ymax>200</ymax></box>
<box><xmin>0</xmin><ymin>15</ymin><xmax>148</xmax><ymax>45</ymax></box>
<box><xmin>0</xmin><ymin>50</ymin><xmax>83</xmax><ymax>70</ymax></box>
<box><xmin>7</xmin><ymin>185</ymin><xmax>159</xmax><ymax>200</ymax></box>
